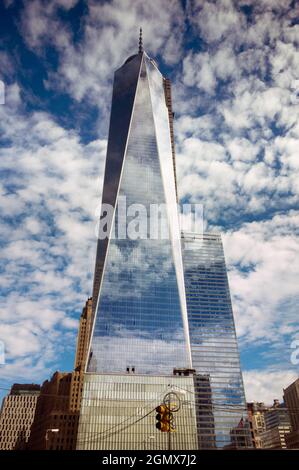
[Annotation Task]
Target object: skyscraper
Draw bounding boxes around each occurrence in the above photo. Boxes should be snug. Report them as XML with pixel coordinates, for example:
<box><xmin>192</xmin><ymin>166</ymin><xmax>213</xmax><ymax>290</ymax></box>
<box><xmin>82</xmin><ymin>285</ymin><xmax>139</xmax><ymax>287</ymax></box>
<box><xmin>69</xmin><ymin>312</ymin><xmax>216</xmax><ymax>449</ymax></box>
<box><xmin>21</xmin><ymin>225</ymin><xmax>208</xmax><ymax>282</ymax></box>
<box><xmin>77</xmin><ymin>35</ymin><xmax>251</xmax><ymax>450</ymax></box>
<box><xmin>182</xmin><ymin>233</ymin><xmax>251</xmax><ymax>448</ymax></box>
<box><xmin>88</xmin><ymin>35</ymin><xmax>191</xmax><ymax>377</ymax></box>
<box><xmin>0</xmin><ymin>384</ymin><xmax>40</xmax><ymax>450</ymax></box>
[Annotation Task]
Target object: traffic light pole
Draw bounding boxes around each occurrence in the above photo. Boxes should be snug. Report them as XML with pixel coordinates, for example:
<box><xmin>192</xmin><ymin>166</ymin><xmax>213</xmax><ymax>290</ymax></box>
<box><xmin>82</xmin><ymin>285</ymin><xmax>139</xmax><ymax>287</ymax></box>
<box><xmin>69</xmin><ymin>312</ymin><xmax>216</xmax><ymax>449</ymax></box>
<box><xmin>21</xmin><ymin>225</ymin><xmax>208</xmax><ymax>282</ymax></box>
<box><xmin>156</xmin><ymin>391</ymin><xmax>180</xmax><ymax>449</ymax></box>
<box><xmin>168</xmin><ymin>396</ymin><xmax>171</xmax><ymax>451</ymax></box>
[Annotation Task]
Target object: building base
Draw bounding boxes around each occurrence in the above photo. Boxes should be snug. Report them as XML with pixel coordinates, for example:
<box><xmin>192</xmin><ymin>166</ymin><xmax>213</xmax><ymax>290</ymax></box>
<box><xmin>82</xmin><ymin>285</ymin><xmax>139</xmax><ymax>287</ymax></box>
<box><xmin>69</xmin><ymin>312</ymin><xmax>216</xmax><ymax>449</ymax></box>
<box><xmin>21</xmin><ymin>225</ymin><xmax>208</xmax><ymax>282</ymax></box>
<box><xmin>76</xmin><ymin>373</ymin><xmax>198</xmax><ymax>450</ymax></box>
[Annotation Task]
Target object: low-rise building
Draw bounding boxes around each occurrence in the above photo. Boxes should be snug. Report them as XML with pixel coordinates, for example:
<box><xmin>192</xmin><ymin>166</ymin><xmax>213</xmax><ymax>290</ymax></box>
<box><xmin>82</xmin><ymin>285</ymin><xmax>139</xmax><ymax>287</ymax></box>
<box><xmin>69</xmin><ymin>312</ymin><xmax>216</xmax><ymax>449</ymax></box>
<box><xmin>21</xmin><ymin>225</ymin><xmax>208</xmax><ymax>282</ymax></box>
<box><xmin>260</xmin><ymin>400</ymin><xmax>291</xmax><ymax>449</ymax></box>
<box><xmin>0</xmin><ymin>384</ymin><xmax>40</xmax><ymax>449</ymax></box>
<box><xmin>28</xmin><ymin>298</ymin><xmax>92</xmax><ymax>450</ymax></box>
<box><xmin>247</xmin><ymin>402</ymin><xmax>267</xmax><ymax>448</ymax></box>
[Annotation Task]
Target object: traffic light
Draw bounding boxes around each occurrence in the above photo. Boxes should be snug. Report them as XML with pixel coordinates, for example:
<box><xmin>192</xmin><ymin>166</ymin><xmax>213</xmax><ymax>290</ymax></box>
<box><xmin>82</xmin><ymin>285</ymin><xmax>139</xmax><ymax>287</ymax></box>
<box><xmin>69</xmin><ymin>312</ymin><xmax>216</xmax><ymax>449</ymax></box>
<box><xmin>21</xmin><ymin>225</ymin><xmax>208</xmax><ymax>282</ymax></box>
<box><xmin>155</xmin><ymin>405</ymin><xmax>173</xmax><ymax>432</ymax></box>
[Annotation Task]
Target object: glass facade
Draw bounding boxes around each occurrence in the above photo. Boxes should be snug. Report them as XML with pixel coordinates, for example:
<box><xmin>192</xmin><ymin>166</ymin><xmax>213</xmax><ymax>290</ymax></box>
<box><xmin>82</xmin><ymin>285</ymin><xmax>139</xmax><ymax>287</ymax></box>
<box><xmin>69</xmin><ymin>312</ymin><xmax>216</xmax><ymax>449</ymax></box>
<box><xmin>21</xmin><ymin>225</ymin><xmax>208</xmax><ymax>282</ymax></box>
<box><xmin>77</xmin><ymin>374</ymin><xmax>198</xmax><ymax>450</ymax></box>
<box><xmin>81</xmin><ymin>47</ymin><xmax>251</xmax><ymax>450</ymax></box>
<box><xmin>91</xmin><ymin>53</ymin><xmax>143</xmax><ymax>317</ymax></box>
<box><xmin>182</xmin><ymin>232</ymin><xmax>251</xmax><ymax>448</ymax></box>
<box><xmin>88</xmin><ymin>52</ymin><xmax>190</xmax><ymax>375</ymax></box>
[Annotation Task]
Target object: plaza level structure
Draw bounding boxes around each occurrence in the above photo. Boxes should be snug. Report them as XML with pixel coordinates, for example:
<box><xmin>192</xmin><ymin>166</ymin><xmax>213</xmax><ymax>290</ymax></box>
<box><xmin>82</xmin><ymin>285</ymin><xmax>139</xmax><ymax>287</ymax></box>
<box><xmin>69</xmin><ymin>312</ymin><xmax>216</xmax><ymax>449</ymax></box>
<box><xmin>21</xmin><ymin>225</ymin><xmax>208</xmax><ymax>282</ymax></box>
<box><xmin>77</xmin><ymin>38</ymin><xmax>252</xmax><ymax>450</ymax></box>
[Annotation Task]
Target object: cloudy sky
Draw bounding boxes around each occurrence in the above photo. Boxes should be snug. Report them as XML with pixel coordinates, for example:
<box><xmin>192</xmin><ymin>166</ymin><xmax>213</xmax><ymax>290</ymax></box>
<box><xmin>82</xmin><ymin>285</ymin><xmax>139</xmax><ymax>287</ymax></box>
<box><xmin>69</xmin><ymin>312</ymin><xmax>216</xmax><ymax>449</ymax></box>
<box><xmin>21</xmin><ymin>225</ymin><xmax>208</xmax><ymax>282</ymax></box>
<box><xmin>0</xmin><ymin>0</ymin><xmax>299</xmax><ymax>405</ymax></box>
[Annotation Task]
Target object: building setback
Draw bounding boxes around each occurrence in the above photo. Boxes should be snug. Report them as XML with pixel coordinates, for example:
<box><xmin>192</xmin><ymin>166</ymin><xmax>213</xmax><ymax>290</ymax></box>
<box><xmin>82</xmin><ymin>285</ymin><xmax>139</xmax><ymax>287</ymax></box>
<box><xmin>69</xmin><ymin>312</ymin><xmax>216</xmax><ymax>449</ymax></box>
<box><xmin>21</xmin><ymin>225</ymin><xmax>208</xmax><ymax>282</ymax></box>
<box><xmin>0</xmin><ymin>384</ymin><xmax>40</xmax><ymax>450</ymax></box>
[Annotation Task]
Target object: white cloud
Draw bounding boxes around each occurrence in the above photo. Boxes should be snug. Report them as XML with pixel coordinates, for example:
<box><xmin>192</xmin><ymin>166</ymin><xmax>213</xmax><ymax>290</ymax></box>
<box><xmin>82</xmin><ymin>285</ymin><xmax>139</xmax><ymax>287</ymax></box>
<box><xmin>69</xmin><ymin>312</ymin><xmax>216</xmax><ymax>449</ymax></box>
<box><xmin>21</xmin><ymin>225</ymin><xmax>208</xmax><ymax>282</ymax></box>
<box><xmin>0</xmin><ymin>82</ymin><xmax>106</xmax><ymax>382</ymax></box>
<box><xmin>224</xmin><ymin>212</ymin><xmax>299</xmax><ymax>344</ymax></box>
<box><xmin>188</xmin><ymin>0</ymin><xmax>244</xmax><ymax>43</ymax></box>
<box><xmin>226</xmin><ymin>137</ymin><xmax>260</xmax><ymax>162</ymax></box>
<box><xmin>1</xmin><ymin>0</ymin><xmax>299</xmax><ymax>404</ymax></box>
<box><xmin>183</xmin><ymin>53</ymin><xmax>217</xmax><ymax>94</ymax></box>
<box><xmin>243</xmin><ymin>369</ymin><xmax>298</xmax><ymax>403</ymax></box>
<box><xmin>182</xmin><ymin>47</ymin><xmax>238</xmax><ymax>94</ymax></box>
<box><xmin>19</xmin><ymin>0</ymin><xmax>185</xmax><ymax>111</ymax></box>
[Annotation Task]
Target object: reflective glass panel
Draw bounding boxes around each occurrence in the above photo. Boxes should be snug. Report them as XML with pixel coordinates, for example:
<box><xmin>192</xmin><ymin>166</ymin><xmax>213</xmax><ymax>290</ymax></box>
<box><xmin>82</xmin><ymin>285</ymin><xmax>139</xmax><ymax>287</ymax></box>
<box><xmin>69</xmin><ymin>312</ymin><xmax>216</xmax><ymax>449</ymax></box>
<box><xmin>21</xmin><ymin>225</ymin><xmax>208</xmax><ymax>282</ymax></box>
<box><xmin>182</xmin><ymin>233</ymin><xmax>252</xmax><ymax>449</ymax></box>
<box><xmin>88</xmin><ymin>55</ymin><xmax>189</xmax><ymax>375</ymax></box>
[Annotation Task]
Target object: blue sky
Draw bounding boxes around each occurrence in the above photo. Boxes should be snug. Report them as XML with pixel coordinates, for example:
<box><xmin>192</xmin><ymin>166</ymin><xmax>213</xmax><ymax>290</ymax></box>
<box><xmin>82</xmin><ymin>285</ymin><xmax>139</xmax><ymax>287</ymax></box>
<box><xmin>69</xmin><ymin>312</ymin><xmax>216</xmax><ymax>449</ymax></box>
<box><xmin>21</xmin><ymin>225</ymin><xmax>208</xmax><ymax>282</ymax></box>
<box><xmin>0</xmin><ymin>0</ymin><xmax>299</xmax><ymax>405</ymax></box>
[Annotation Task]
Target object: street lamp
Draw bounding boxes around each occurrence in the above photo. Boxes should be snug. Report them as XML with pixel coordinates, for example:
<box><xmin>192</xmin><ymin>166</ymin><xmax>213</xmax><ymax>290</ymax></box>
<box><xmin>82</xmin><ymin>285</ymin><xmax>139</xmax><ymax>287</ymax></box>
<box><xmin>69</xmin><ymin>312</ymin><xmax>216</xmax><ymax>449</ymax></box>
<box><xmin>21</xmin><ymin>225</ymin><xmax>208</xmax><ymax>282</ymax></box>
<box><xmin>45</xmin><ymin>428</ymin><xmax>59</xmax><ymax>450</ymax></box>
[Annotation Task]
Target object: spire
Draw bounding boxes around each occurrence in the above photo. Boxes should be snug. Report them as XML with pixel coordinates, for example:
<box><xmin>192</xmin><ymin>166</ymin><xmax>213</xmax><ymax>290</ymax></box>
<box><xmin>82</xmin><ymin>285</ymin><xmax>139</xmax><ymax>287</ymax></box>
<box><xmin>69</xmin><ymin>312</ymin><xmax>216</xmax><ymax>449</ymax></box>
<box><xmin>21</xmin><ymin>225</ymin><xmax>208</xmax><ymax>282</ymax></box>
<box><xmin>138</xmin><ymin>27</ymin><xmax>143</xmax><ymax>54</ymax></box>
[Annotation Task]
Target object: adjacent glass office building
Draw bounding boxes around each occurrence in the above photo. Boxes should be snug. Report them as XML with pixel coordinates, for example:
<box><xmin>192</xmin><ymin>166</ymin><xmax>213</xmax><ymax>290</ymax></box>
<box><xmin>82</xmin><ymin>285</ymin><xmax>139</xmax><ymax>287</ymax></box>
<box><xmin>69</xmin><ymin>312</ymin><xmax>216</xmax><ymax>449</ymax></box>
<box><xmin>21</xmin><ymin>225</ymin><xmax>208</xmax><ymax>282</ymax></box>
<box><xmin>182</xmin><ymin>232</ymin><xmax>251</xmax><ymax>448</ymax></box>
<box><xmin>78</xmin><ymin>43</ymin><xmax>251</xmax><ymax>449</ymax></box>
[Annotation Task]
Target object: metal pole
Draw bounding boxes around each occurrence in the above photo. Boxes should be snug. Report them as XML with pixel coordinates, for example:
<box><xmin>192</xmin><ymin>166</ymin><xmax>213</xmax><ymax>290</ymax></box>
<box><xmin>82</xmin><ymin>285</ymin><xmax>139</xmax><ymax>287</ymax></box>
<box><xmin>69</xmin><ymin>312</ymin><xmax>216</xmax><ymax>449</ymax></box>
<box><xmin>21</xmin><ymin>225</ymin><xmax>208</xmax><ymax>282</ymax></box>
<box><xmin>168</xmin><ymin>396</ymin><xmax>171</xmax><ymax>451</ymax></box>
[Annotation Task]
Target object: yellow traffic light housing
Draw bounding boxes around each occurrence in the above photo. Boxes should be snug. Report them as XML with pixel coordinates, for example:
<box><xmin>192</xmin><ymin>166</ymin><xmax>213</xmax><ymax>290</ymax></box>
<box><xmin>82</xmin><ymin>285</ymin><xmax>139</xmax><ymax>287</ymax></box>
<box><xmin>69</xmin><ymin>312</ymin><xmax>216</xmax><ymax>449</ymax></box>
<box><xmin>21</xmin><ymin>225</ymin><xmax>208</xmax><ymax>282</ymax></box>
<box><xmin>155</xmin><ymin>405</ymin><xmax>173</xmax><ymax>432</ymax></box>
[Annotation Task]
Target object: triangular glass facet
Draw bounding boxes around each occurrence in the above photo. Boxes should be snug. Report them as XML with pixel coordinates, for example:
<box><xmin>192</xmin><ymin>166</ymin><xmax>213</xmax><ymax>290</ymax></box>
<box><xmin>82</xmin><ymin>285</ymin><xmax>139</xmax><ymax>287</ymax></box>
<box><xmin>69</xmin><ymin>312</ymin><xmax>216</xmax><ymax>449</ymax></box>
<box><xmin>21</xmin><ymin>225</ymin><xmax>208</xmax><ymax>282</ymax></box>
<box><xmin>88</xmin><ymin>55</ymin><xmax>190</xmax><ymax>374</ymax></box>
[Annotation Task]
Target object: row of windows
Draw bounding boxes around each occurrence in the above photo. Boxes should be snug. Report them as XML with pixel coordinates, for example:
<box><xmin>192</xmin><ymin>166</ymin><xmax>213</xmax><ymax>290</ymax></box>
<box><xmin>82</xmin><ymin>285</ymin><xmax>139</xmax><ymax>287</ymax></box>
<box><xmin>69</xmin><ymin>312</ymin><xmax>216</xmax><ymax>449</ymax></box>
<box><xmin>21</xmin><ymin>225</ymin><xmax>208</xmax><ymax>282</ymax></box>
<box><xmin>182</xmin><ymin>235</ymin><xmax>247</xmax><ymax>448</ymax></box>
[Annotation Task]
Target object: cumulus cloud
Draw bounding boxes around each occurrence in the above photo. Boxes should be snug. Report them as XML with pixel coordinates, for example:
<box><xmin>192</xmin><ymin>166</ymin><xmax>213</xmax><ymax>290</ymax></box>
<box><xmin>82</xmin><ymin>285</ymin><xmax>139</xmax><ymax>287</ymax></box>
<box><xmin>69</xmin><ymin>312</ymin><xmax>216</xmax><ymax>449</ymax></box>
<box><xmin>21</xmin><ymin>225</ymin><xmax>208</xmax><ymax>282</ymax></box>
<box><xmin>183</xmin><ymin>47</ymin><xmax>238</xmax><ymax>94</ymax></box>
<box><xmin>223</xmin><ymin>211</ymin><xmax>299</xmax><ymax>349</ymax></box>
<box><xmin>243</xmin><ymin>369</ymin><xmax>298</xmax><ymax>403</ymax></box>
<box><xmin>1</xmin><ymin>0</ymin><xmax>299</xmax><ymax>404</ymax></box>
<box><xmin>188</xmin><ymin>0</ymin><xmax>245</xmax><ymax>44</ymax></box>
<box><xmin>176</xmin><ymin>0</ymin><xmax>299</xmax><ymax>400</ymax></box>
<box><xmin>0</xmin><ymin>81</ymin><xmax>106</xmax><ymax>383</ymax></box>
<box><xmin>19</xmin><ymin>0</ymin><xmax>185</xmax><ymax>117</ymax></box>
<box><xmin>176</xmin><ymin>77</ymin><xmax>299</xmax><ymax>223</ymax></box>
